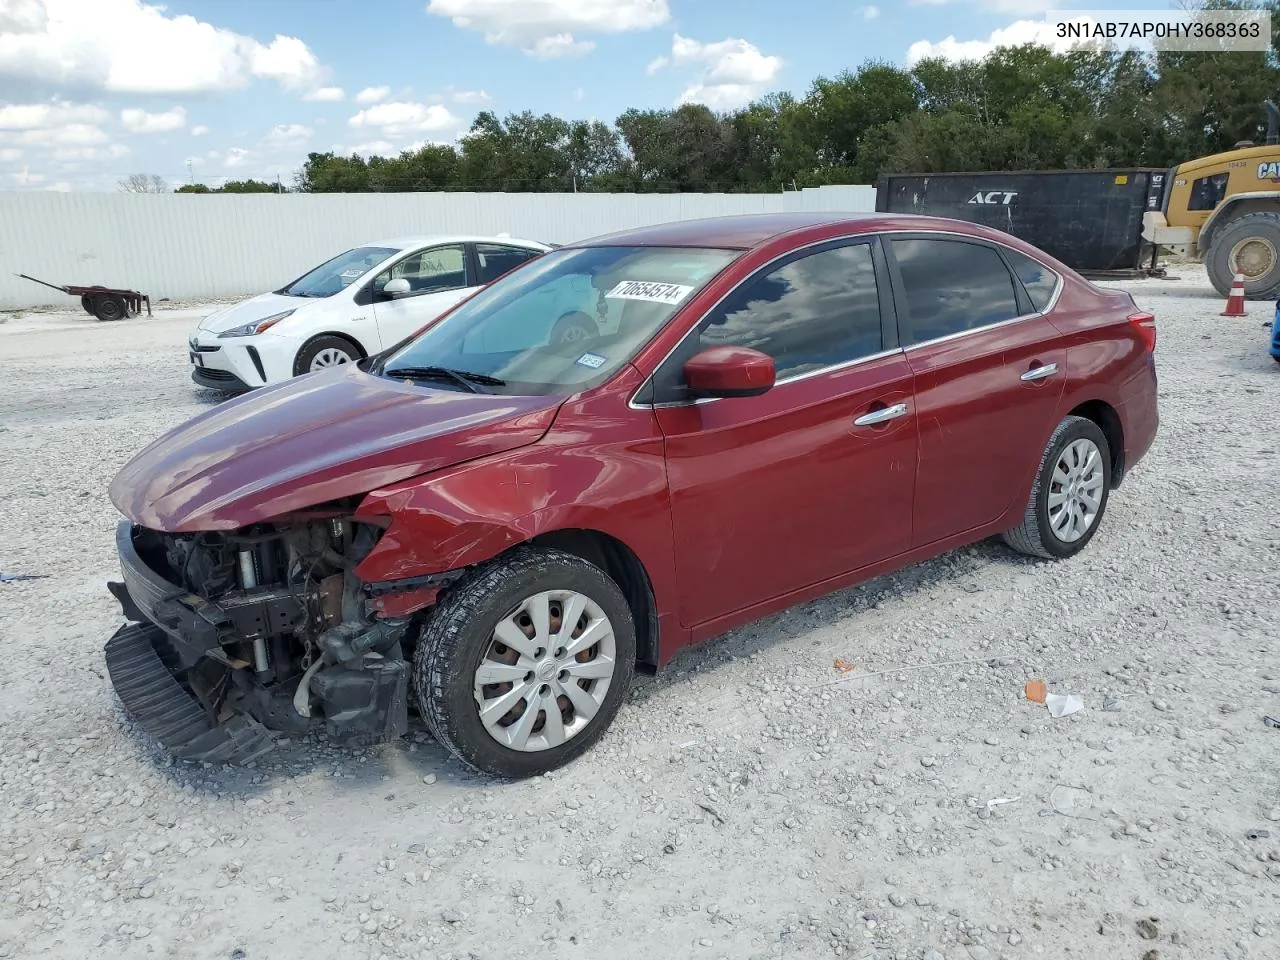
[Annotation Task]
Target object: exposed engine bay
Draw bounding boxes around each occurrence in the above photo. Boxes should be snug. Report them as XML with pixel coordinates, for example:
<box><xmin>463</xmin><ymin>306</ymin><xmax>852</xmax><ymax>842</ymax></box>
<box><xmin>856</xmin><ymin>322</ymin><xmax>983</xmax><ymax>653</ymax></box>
<box><xmin>104</xmin><ymin>509</ymin><xmax>454</xmax><ymax>763</ymax></box>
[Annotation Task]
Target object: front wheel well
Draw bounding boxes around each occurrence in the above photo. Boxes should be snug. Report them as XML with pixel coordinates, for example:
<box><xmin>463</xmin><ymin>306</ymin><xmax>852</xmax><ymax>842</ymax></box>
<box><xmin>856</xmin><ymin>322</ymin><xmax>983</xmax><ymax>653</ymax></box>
<box><xmin>528</xmin><ymin>529</ymin><xmax>660</xmax><ymax>673</ymax></box>
<box><xmin>1067</xmin><ymin>400</ymin><xmax>1125</xmax><ymax>486</ymax></box>
<box><xmin>292</xmin><ymin>332</ymin><xmax>368</xmax><ymax>376</ymax></box>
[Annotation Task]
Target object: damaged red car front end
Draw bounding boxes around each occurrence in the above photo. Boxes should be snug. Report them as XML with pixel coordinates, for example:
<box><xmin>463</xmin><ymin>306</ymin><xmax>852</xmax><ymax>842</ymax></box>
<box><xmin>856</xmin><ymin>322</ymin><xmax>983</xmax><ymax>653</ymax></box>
<box><xmin>104</xmin><ymin>363</ymin><xmax>565</xmax><ymax>762</ymax></box>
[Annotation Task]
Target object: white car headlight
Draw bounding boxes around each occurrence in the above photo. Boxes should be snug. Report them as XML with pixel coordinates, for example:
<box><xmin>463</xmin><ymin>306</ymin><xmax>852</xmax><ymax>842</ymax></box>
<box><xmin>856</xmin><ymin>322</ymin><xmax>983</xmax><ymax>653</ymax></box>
<box><xmin>217</xmin><ymin>309</ymin><xmax>296</xmax><ymax>339</ymax></box>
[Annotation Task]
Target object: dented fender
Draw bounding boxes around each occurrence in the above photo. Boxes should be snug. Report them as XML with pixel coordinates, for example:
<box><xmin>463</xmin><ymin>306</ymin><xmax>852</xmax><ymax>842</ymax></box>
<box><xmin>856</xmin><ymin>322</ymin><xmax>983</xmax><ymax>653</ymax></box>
<box><xmin>351</xmin><ymin>378</ymin><xmax>683</xmax><ymax>641</ymax></box>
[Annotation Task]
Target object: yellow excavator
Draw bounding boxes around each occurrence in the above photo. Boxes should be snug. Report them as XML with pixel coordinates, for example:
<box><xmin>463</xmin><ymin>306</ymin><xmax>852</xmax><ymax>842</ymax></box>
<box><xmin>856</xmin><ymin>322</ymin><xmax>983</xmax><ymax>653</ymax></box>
<box><xmin>1143</xmin><ymin>99</ymin><xmax>1280</xmax><ymax>299</ymax></box>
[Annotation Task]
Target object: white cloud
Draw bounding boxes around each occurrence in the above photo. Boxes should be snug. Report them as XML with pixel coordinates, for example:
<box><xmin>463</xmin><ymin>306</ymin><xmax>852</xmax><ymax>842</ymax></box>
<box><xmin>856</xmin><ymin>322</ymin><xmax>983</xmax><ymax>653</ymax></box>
<box><xmin>355</xmin><ymin>85</ymin><xmax>391</xmax><ymax>104</ymax></box>
<box><xmin>263</xmin><ymin>123</ymin><xmax>313</xmax><ymax>148</ymax></box>
<box><xmin>191</xmin><ymin>124</ymin><xmax>209</xmax><ymax>136</ymax></box>
<box><xmin>223</xmin><ymin>147</ymin><xmax>250</xmax><ymax>167</ymax></box>
<box><xmin>51</xmin><ymin>143</ymin><xmax>130</xmax><ymax>161</ymax></box>
<box><xmin>426</xmin><ymin>0</ymin><xmax>669</xmax><ymax>57</ymax></box>
<box><xmin>573</xmin><ymin>86</ymin><xmax>585</xmax><ymax>102</ymax></box>
<box><xmin>0</xmin><ymin>148</ymin><xmax>22</xmax><ymax>162</ymax></box>
<box><xmin>862</xmin><ymin>5</ymin><xmax>880</xmax><ymax>20</ymax></box>
<box><xmin>6</xmin><ymin>123</ymin><xmax>109</xmax><ymax>146</ymax></box>
<box><xmin>0</xmin><ymin>0</ymin><xmax>331</xmax><ymax>96</ymax></box>
<box><xmin>649</xmin><ymin>34</ymin><xmax>782</xmax><ymax>110</ymax></box>
<box><xmin>347</xmin><ymin>101</ymin><xmax>460</xmax><ymax>138</ymax></box>
<box><xmin>120</xmin><ymin>105</ymin><xmax>186</xmax><ymax>133</ymax></box>
<box><xmin>449</xmin><ymin>88</ymin><xmax>492</xmax><ymax>105</ymax></box>
<box><xmin>905</xmin><ymin>17</ymin><xmax>1079</xmax><ymax>65</ymax></box>
<box><xmin>44</xmin><ymin>180</ymin><xmax>72</xmax><ymax>192</ymax></box>
<box><xmin>0</xmin><ymin>101</ymin><xmax>108</xmax><ymax>130</ymax></box>
<box><xmin>304</xmin><ymin>86</ymin><xmax>345</xmax><ymax>102</ymax></box>
<box><xmin>346</xmin><ymin>140</ymin><xmax>397</xmax><ymax>156</ymax></box>
<box><xmin>527</xmin><ymin>34</ymin><xmax>595</xmax><ymax>59</ymax></box>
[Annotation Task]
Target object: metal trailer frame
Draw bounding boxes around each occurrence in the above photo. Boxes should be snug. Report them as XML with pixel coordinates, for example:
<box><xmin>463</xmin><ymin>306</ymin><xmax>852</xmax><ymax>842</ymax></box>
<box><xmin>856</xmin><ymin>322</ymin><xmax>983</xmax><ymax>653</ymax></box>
<box><xmin>16</xmin><ymin>273</ymin><xmax>152</xmax><ymax>322</ymax></box>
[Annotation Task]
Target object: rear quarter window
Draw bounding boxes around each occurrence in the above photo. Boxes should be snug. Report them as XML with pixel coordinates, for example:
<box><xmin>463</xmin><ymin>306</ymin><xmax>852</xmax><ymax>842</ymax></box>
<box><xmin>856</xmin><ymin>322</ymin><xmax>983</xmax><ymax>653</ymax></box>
<box><xmin>1003</xmin><ymin>248</ymin><xmax>1060</xmax><ymax>314</ymax></box>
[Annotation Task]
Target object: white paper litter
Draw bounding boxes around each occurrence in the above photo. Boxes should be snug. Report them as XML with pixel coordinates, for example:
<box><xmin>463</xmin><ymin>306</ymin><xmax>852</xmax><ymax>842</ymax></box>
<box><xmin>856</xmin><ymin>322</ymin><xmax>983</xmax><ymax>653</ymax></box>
<box><xmin>1045</xmin><ymin>693</ymin><xmax>1084</xmax><ymax>718</ymax></box>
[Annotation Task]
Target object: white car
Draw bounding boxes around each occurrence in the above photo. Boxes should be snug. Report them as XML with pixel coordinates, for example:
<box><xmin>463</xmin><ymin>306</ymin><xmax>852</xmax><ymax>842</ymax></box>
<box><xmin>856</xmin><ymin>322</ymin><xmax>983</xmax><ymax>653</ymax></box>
<box><xmin>187</xmin><ymin>234</ymin><xmax>554</xmax><ymax>391</ymax></box>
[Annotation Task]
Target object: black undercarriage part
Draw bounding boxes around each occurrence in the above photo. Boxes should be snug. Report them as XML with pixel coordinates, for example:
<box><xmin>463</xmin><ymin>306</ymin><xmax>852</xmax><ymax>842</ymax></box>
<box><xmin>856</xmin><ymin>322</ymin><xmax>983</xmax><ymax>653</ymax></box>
<box><xmin>104</xmin><ymin>514</ymin><xmax>425</xmax><ymax>761</ymax></box>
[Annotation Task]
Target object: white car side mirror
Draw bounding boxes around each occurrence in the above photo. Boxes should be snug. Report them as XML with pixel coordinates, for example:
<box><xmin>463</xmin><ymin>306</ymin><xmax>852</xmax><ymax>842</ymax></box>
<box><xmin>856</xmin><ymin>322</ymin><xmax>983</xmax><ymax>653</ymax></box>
<box><xmin>383</xmin><ymin>277</ymin><xmax>412</xmax><ymax>298</ymax></box>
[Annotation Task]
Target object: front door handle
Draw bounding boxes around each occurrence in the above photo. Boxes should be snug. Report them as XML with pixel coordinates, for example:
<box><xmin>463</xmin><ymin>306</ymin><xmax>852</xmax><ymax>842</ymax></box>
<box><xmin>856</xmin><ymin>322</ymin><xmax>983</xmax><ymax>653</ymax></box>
<box><xmin>854</xmin><ymin>402</ymin><xmax>909</xmax><ymax>426</ymax></box>
<box><xmin>1020</xmin><ymin>362</ymin><xmax>1058</xmax><ymax>382</ymax></box>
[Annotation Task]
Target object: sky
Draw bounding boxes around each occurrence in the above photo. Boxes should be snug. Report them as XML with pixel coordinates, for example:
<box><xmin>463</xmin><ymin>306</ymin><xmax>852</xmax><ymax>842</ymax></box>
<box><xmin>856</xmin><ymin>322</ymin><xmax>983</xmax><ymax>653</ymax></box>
<box><xmin>0</xmin><ymin>0</ymin><xmax>1187</xmax><ymax>192</ymax></box>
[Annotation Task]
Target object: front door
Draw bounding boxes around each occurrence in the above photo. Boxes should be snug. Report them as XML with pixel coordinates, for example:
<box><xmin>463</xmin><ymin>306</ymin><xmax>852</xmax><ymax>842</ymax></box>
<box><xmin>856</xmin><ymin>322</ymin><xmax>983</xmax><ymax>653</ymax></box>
<box><xmin>371</xmin><ymin>243</ymin><xmax>474</xmax><ymax>348</ymax></box>
<box><xmin>649</xmin><ymin>237</ymin><xmax>918</xmax><ymax>628</ymax></box>
<box><xmin>884</xmin><ymin>235</ymin><xmax>1068</xmax><ymax>548</ymax></box>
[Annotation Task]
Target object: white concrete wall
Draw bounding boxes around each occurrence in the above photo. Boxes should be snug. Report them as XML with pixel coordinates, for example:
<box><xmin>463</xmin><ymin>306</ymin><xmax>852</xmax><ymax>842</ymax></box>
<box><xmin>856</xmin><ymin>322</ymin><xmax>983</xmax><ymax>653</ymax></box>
<box><xmin>0</xmin><ymin>185</ymin><xmax>875</xmax><ymax>309</ymax></box>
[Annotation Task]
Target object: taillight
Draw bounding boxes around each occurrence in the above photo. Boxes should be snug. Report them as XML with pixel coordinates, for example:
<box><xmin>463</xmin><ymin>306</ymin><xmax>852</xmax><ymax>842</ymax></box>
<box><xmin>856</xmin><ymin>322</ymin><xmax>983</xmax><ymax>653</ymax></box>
<box><xmin>1128</xmin><ymin>312</ymin><xmax>1156</xmax><ymax>352</ymax></box>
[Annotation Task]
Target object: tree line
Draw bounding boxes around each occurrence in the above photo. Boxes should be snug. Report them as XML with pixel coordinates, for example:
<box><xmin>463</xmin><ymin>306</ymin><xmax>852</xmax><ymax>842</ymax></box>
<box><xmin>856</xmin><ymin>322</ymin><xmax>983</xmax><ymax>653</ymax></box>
<box><xmin>169</xmin><ymin>2</ymin><xmax>1280</xmax><ymax>195</ymax></box>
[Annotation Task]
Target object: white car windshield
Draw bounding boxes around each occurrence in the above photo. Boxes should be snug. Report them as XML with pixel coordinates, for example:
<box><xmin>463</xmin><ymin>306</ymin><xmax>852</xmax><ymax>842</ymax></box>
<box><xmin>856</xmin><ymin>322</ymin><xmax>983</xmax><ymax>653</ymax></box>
<box><xmin>378</xmin><ymin>245</ymin><xmax>739</xmax><ymax>396</ymax></box>
<box><xmin>278</xmin><ymin>245</ymin><xmax>398</xmax><ymax>298</ymax></box>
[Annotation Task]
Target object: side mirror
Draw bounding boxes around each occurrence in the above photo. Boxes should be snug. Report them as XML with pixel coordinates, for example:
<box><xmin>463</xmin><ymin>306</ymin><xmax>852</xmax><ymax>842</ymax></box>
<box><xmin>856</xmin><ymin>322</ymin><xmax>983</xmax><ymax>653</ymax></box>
<box><xmin>383</xmin><ymin>277</ymin><xmax>412</xmax><ymax>298</ymax></box>
<box><xmin>683</xmin><ymin>345</ymin><xmax>775</xmax><ymax>399</ymax></box>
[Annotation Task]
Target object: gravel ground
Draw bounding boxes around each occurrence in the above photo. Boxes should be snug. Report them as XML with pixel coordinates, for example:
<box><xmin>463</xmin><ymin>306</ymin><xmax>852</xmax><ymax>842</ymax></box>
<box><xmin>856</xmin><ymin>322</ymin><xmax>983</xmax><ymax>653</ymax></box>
<box><xmin>1</xmin><ymin>265</ymin><xmax>1277</xmax><ymax>960</ymax></box>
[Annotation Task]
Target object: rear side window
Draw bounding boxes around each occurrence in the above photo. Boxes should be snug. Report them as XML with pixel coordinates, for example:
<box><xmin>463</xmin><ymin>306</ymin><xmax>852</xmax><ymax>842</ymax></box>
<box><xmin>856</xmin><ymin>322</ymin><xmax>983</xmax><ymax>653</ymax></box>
<box><xmin>477</xmin><ymin>244</ymin><xmax>542</xmax><ymax>284</ymax></box>
<box><xmin>890</xmin><ymin>238</ymin><xmax>1019</xmax><ymax>344</ymax></box>
<box><xmin>1004</xmin><ymin>248</ymin><xmax>1059</xmax><ymax>313</ymax></box>
<box><xmin>695</xmin><ymin>241</ymin><xmax>884</xmax><ymax>381</ymax></box>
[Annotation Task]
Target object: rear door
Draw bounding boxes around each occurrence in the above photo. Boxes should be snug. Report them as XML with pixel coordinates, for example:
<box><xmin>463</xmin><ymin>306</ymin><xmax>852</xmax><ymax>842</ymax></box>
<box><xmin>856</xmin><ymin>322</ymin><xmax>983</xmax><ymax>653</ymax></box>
<box><xmin>649</xmin><ymin>237</ymin><xmax>918</xmax><ymax>628</ymax></box>
<box><xmin>370</xmin><ymin>243</ymin><xmax>473</xmax><ymax>346</ymax></box>
<box><xmin>884</xmin><ymin>234</ymin><xmax>1068</xmax><ymax>548</ymax></box>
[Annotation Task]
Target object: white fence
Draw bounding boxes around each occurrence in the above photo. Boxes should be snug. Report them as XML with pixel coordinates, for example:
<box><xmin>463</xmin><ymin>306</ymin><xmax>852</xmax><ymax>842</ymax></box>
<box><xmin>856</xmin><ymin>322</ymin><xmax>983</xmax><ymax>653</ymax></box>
<box><xmin>0</xmin><ymin>185</ymin><xmax>875</xmax><ymax>310</ymax></box>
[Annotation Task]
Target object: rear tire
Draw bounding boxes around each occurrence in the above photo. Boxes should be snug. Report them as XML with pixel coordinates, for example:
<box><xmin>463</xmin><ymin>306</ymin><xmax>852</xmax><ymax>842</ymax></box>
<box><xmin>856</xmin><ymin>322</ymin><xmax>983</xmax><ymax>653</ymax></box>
<box><xmin>412</xmin><ymin>546</ymin><xmax>636</xmax><ymax>778</ymax></box>
<box><xmin>1002</xmin><ymin>415</ymin><xmax>1112</xmax><ymax>560</ymax></box>
<box><xmin>1205</xmin><ymin>211</ymin><xmax>1280</xmax><ymax>299</ymax></box>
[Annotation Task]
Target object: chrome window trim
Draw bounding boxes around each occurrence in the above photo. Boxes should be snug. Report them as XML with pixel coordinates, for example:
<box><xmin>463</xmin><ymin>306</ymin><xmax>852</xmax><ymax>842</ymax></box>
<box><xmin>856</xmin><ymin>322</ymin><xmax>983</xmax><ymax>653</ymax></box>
<box><xmin>626</xmin><ymin>227</ymin><xmax>1065</xmax><ymax>411</ymax></box>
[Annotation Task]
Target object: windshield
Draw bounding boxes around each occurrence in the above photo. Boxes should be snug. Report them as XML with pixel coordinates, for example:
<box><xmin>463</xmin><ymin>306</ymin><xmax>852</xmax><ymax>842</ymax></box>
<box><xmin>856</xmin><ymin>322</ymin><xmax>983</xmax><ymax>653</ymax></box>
<box><xmin>278</xmin><ymin>245</ymin><xmax>398</xmax><ymax>298</ymax></box>
<box><xmin>379</xmin><ymin>245</ymin><xmax>739</xmax><ymax>396</ymax></box>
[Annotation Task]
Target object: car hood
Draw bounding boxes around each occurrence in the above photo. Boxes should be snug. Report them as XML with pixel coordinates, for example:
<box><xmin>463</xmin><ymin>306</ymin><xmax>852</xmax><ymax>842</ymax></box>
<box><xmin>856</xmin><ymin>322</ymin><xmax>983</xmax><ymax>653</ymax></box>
<box><xmin>198</xmin><ymin>292</ymin><xmax>309</xmax><ymax>335</ymax></box>
<box><xmin>109</xmin><ymin>364</ymin><xmax>564</xmax><ymax>532</ymax></box>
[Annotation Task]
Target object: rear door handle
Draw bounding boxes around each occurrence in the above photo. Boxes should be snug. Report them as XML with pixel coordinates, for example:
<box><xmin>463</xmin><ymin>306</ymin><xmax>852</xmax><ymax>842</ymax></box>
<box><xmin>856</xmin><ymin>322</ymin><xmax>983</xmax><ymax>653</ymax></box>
<box><xmin>853</xmin><ymin>402</ymin><xmax>909</xmax><ymax>426</ymax></box>
<box><xmin>1020</xmin><ymin>363</ymin><xmax>1058</xmax><ymax>382</ymax></box>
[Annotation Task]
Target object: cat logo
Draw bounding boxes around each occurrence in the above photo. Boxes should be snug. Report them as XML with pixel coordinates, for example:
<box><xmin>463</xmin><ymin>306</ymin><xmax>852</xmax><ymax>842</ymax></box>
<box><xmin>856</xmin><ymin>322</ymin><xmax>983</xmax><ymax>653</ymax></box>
<box><xmin>1257</xmin><ymin>161</ymin><xmax>1280</xmax><ymax>181</ymax></box>
<box><xmin>967</xmin><ymin>190</ymin><xmax>1018</xmax><ymax>205</ymax></box>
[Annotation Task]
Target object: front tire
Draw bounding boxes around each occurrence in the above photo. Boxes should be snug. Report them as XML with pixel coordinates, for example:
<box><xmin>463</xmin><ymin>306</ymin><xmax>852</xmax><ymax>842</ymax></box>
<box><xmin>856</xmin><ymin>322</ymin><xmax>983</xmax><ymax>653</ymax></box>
<box><xmin>1002</xmin><ymin>415</ymin><xmax>1112</xmax><ymax>560</ymax></box>
<box><xmin>293</xmin><ymin>335</ymin><xmax>360</xmax><ymax>376</ymax></box>
<box><xmin>413</xmin><ymin>546</ymin><xmax>636</xmax><ymax>778</ymax></box>
<box><xmin>1206</xmin><ymin>211</ymin><xmax>1280</xmax><ymax>299</ymax></box>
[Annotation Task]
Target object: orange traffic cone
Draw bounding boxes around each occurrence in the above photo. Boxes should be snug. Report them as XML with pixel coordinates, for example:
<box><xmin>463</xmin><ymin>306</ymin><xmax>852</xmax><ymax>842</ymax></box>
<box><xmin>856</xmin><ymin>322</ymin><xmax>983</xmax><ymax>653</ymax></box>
<box><xmin>1221</xmin><ymin>272</ymin><xmax>1246</xmax><ymax>316</ymax></box>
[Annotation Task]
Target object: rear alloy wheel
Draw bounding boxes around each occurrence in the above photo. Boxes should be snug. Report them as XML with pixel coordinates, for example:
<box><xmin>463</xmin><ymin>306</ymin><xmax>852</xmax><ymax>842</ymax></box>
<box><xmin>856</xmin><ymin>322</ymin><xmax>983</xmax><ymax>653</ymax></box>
<box><xmin>293</xmin><ymin>335</ymin><xmax>360</xmax><ymax>376</ymax></box>
<box><xmin>1001</xmin><ymin>415</ymin><xmax>1112</xmax><ymax>560</ymax></box>
<box><xmin>413</xmin><ymin>546</ymin><xmax>635</xmax><ymax>778</ymax></box>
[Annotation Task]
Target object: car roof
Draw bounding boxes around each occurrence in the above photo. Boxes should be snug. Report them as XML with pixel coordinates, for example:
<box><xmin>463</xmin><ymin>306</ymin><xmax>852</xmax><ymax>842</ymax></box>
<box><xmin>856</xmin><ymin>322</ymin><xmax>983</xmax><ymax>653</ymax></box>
<box><xmin>360</xmin><ymin>234</ymin><xmax>550</xmax><ymax>252</ymax></box>
<box><xmin>565</xmin><ymin>212</ymin><xmax>989</xmax><ymax>250</ymax></box>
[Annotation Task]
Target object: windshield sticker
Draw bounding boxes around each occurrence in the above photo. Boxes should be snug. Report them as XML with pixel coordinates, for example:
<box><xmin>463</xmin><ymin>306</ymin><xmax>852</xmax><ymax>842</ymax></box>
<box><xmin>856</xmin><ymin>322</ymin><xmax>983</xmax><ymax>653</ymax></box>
<box><xmin>604</xmin><ymin>280</ymin><xmax>695</xmax><ymax>305</ymax></box>
<box><xmin>575</xmin><ymin>352</ymin><xmax>607</xmax><ymax>369</ymax></box>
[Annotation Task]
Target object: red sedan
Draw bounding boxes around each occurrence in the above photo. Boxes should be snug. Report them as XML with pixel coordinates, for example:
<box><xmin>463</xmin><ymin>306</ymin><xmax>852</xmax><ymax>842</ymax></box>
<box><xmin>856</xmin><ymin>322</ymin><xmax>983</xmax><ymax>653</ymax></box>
<box><xmin>103</xmin><ymin>212</ymin><xmax>1158</xmax><ymax>777</ymax></box>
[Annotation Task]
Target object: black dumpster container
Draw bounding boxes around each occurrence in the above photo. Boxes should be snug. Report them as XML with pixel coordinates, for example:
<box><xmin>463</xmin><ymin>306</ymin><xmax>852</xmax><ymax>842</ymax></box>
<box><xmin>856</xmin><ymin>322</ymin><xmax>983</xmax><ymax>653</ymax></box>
<box><xmin>874</xmin><ymin>169</ymin><xmax>1169</xmax><ymax>277</ymax></box>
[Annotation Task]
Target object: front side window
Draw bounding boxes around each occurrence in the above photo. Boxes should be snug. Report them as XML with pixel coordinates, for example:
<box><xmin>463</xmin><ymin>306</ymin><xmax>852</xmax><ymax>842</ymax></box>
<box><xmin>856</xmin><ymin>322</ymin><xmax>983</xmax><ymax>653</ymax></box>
<box><xmin>375</xmin><ymin>244</ymin><xmax>468</xmax><ymax>296</ymax></box>
<box><xmin>380</xmin><ymin>245</ymin><xmax>738</xmax><ymax>396</ymax></box>
<box><xmin>1188</xmin><ymin>172</ymin><xmax>1229</xmax><ymax>212</ymax></box>
<box><xmin>699</xmin><ymin>241</ymin><xmax>883</xmax><ymax>382</ymax></box>
<box><xmin>278</xmin><ymin>245</ymin><xmax>397</xmax><ymax>298</ymax></box>
<box><xmin>891</xmin><ymin>238</ymin><xmax>1019</xmax><ymax>344</ymax></box>
<box><xmin>477</xmin><ymin>244</ymin><xmax>543</xmax><ymax>284</ymax></box>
